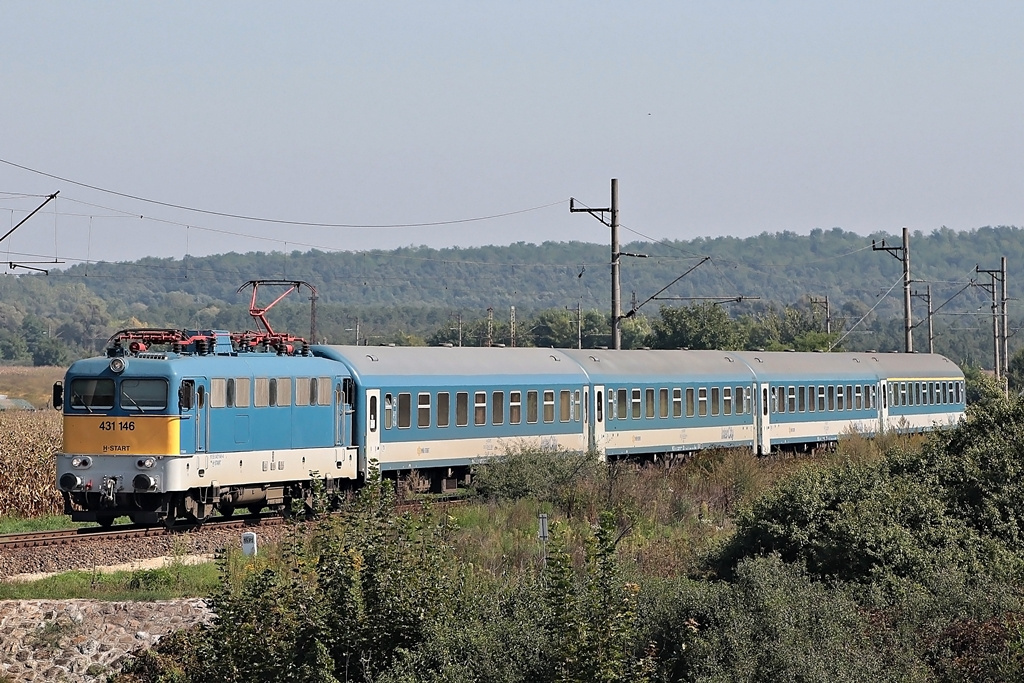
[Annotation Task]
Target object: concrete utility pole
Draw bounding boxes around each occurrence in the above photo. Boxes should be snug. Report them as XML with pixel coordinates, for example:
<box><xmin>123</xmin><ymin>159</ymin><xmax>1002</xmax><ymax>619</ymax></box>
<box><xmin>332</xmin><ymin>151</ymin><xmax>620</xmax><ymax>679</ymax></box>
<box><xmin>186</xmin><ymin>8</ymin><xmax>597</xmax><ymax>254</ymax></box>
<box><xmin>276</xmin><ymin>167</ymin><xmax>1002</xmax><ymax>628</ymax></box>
<box><xmin>910</xmin><ymin>286</ymin><xmax>934</xmax><ymax>354</ymax></box>
<box><xmin>872</xmin><ymin>227</ymin><xmax>913</xmax><ymax>353</ymax></box>
<box><xmin>571</xmin><ymin>179</ymin><xmax>621</xmax><ymax>349</ymax></box>
<box><xmin>1002</xmin><ymin>256</ymin><xmax>1009</xmax><ymax>378</ymax></box>
<box><xmin>810</xmin><ymin>296</ymin><xmax>831</xmax><ymax>335</ymax></box>
<box><xmin>510</xmin><ymin>306</ymin><xmax>516</xmax><ymax>348</ymax></box>
<box><xmin>976</xmin><ymin>261</ymin><xmax>1008</xmax><ymax>383</ymax></box>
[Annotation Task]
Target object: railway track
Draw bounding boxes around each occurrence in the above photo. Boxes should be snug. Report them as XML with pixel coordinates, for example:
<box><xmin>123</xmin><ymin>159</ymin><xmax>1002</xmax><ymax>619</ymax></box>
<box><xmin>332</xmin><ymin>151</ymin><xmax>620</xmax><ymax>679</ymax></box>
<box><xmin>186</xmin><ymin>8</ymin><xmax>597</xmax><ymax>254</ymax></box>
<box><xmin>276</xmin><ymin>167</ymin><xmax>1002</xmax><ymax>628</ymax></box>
<box><xmin>0</xmin><ymin>515</ymin><xmax>281</xmax><ymax>551</ymax></box>
<box><xmin>0</xmin><ymin>495</ymin><xmax>470</xmax><ymax>551</ymax></box>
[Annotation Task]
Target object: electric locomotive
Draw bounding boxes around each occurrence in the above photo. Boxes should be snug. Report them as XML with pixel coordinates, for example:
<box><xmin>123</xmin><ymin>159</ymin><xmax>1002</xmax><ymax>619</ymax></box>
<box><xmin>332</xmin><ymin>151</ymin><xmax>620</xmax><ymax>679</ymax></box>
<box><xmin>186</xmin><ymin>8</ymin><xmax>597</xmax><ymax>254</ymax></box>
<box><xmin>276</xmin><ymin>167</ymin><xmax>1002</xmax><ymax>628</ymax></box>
<box><xmin>54</xmin><ymin>327</ymin><xmax>359</xmax><ymax>526</ymax></box>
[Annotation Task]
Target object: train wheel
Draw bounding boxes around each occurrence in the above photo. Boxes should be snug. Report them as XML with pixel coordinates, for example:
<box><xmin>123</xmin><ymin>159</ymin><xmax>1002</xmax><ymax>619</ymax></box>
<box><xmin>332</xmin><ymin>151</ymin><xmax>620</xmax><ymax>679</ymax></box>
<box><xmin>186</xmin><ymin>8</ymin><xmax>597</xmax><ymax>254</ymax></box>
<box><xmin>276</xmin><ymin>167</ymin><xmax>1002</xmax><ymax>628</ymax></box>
<box><xmin>219</xmin><ymin>506</ymin><xmax>235</xmax><ymax>518</ymax></box>
<box><xmin>96</xmin><ymin>515</ymin><xmax>116</xmax><ymax>528</ymax></box>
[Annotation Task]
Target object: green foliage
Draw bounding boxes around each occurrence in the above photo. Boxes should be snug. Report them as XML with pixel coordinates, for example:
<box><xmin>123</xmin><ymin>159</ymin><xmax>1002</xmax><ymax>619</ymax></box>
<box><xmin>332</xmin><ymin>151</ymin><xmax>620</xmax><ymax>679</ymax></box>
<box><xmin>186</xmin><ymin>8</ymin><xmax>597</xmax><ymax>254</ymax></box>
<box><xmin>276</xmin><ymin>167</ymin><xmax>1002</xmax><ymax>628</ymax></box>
<box><xmin>648</xmin><ymin>555</ymin><xmax>916</xmax><ymax>682</ymax></box>
<box><xmin>472</xmin><ymin>444</ymin><xmax>599</xmax><ymax>504</ymax></box>
<box><xmin>963</xmin><ymin>363</ymin><xmax>1007</xmax><ymax>406</ymax></box>
<box><xmin>3</xmin><ymin>226</ymin><xmax>1021</xmax><ymax>364</ymax></box>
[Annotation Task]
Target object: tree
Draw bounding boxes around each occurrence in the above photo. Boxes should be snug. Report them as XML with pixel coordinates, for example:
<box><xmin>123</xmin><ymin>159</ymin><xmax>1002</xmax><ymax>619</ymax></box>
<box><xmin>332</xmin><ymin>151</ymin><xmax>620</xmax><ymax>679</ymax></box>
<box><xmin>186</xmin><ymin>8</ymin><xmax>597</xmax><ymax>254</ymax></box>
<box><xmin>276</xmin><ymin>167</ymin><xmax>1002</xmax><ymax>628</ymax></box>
<box><xmin>650</xmin><ymin>304</ymin><xmax>741</xmax><ymax>350</ymax></box>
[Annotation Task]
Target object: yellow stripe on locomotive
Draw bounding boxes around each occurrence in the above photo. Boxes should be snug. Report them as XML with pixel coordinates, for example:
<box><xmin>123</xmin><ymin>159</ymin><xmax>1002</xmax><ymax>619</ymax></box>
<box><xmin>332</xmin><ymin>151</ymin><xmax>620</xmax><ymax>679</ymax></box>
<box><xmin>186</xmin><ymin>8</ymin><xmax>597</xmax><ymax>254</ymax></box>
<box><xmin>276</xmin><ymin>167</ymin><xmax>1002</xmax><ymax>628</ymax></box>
<box><xmin>63</xmin><ymin>415</ymin><xmax>182</xmax><ymax>456</ymax></box>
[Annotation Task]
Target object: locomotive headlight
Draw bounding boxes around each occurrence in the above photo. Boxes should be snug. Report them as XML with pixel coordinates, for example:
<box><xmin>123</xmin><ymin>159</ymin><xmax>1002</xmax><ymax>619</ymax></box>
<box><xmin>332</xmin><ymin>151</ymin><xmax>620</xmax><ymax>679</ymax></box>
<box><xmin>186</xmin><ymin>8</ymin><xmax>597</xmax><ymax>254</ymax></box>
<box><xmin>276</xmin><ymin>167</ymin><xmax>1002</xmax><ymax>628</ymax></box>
<box><xmin>132</xmin><ymin>474</ymin><xmax>156</xmax><ymax>491</ymax></box>
<box><xmin>59</xmin><ymin>473</ymin><xmax>82</xmax><ymax>491</ymax></box>
<box><xmin>137</xmin><ymin>457</ymin><xmax>156</xmax><ymax>469</ymax></box>
<box><xmin>109</xmin><ymin>357</ymin><xmax>127</xmax><ymax>374</ymax></box>
<box><xmin>70</xmin><ymin>456</ymin><xmax>92</xmax><ymax>468</ymax></box>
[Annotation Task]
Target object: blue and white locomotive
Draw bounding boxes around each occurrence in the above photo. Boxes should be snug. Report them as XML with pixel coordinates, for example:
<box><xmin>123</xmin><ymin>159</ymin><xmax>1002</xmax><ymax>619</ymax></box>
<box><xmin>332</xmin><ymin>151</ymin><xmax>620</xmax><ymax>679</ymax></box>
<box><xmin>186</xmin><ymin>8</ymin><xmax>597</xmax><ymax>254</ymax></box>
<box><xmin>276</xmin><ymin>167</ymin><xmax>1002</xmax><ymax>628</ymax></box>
<box><xmin>54</xmin><ymin>326</ymin><xmax>966</xmax><ymax>527</ymax></box>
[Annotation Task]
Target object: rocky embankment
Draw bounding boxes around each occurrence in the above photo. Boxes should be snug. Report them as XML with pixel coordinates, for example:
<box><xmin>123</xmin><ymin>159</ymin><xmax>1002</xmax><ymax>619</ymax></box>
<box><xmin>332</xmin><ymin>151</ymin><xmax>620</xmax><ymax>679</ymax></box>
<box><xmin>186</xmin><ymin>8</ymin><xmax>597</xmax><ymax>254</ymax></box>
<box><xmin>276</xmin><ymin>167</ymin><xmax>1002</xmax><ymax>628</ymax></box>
<box><xmin>0</xmin><ymin>599</ymin><xmax>212</xmax><ymax>681</ymax></box>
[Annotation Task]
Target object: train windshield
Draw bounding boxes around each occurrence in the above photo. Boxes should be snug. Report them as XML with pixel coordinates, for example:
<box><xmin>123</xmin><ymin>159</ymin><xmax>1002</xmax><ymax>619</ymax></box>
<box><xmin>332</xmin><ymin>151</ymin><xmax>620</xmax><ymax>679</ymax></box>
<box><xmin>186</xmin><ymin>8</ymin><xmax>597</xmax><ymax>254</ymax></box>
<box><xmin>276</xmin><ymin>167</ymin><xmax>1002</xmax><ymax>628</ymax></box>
<box><xmin>120</xmin><ymin>378</ymin><xmax>169</xmax><ymax>412</ymax></box>
<box><xmin>69</xmin><ymin>378</ymin><xmax>115</xmax><ymax>410</ymax></box>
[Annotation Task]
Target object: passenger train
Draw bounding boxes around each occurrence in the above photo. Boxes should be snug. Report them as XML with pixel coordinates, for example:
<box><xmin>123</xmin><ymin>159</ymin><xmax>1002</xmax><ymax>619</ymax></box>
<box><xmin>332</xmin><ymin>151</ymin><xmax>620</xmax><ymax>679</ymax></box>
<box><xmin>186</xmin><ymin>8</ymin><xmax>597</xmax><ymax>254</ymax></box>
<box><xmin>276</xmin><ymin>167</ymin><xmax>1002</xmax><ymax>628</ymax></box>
<box><xmin>54</xmin><ymin>327</ymin><xmax>966</xmax><ymax>527</ymax></box>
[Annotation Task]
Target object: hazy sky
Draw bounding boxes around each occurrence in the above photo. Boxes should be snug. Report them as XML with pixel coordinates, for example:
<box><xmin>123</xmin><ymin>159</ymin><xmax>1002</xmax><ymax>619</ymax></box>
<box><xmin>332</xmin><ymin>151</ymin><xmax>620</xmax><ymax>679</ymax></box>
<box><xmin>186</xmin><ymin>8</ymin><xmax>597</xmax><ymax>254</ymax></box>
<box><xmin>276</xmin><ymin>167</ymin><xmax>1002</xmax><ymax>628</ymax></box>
<box><xmin>1</xmin><ymin>1</ymin><xmax>1021</xmax><ymax>269</ymax></box>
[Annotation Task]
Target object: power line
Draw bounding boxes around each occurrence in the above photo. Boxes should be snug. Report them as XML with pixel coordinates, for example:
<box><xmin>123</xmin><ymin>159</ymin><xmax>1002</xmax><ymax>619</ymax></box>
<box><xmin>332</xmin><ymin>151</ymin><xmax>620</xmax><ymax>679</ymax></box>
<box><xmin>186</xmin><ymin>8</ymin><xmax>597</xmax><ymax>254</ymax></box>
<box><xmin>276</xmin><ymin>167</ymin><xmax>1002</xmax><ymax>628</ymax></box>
<box><xmin>0</xmin><ymin>157</ymin><xmax>566</xmax><ymax>228</ymax></box>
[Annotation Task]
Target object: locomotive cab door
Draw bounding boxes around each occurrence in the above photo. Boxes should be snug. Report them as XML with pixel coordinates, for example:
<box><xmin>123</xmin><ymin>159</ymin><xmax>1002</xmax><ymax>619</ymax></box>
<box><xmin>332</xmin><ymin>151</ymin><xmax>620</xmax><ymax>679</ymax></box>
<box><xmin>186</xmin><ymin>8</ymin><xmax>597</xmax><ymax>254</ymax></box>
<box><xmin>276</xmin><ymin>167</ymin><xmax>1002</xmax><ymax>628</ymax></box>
<box><xmin>179</xmin><ymin>378</ymin><xmax>208</xmax><ymax>454</ymax></box>
<box><xmin>755</xmin><ymin>382</ymin><xmax>771</xmax><ymax>455</ymax></box>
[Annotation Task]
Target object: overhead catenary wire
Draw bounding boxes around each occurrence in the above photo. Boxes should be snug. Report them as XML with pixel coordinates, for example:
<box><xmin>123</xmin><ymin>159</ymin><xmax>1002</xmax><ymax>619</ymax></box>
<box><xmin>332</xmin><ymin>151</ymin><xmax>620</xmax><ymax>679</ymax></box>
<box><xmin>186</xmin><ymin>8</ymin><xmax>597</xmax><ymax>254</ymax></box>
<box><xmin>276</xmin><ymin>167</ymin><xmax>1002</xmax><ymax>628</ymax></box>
<box><xmin>0</xmin><ymin>157</ymin><xmax>565</xmax><ymax>228</ymax></box>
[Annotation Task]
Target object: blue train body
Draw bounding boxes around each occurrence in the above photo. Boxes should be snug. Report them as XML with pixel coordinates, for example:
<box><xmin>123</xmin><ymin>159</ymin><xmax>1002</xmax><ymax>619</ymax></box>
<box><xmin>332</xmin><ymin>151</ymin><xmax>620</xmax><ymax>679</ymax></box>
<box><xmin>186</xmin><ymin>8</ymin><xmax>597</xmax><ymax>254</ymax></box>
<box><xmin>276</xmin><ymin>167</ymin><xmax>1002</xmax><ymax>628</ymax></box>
<box><xmin>54</xmin><ymin>329</ymin><xmax>966</xmax><ymax>526</ymax></box>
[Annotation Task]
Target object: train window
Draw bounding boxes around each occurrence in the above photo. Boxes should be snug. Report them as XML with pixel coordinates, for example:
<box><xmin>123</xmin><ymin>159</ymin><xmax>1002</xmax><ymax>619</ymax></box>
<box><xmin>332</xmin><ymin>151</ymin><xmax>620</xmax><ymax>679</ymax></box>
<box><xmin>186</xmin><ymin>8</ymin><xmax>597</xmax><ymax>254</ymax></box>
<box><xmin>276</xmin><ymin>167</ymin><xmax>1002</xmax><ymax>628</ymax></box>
<box><xmin>235</xmin><ymin>378</ymin><xmax>251</xmax><ymax>408</ymax></box>
<box><xmin>798</xmin><ymin>386</ymin><xmax>806</xmax><ymax>412</ymax></box>
<box><xmin>631</xmin><ymin>389</ymin><xmax>641</xmax><ymax>419</ymax></box>
<box><xmin>397</xmin><ymin>393</ymin><xmax>412</xmax><ymax>424</ymax></box>
<box><xmin>827</xmin><ymin>385</ymin><xmax>835</xmax><ymax>411</ymax></box>
<box><xmin>418</xmin><ymin>392</ymin><xmax>431</xmax><ymax>428</ymax></box>
<box><xmin>723</xmin><ymin>387</ymin><xmax>733</xmax><ymax>416</ymax></box>
<box><xmin>310</xmin><ymin>377</ymin><xmax>322</xmax><ymax>406</ymax></box>
<box><xmin>762</xmin><ymin>387</ymin><xmax>768</xmax><ymax>417</ymax></box>
<box><xmin>771</xmin><ymin>386</ymin><xmax>780</xmax><ymax>413</ymax></box>
<box><xmin>711</xmin><ymin>387</ymin><xmax>720</xmax><ymax>416</ymax></box>
<box><xmin>544</xmin><ymin>390</ymin><xmax>555</xmax><ymax>423</ymax></box>
<box><xmin>255</xmin><ymin>378</ymin><xmax>270</xmax><ymax>407</ymax></box>
<box><xmin>342</xmin><ymin>378</ymin><xmax>354</xmax><ymax>405</ymax></box>
<box><xmin>269</xmin><ymin>379</ymin><xmax>278</xmax><ymax>407</ymax></box>
<box><xmin>899</xmin><ymin>382</ymin><xmax>907</xmax><ymax>407</ymax></box>
<box><xmin>295</xmin><ymin>378</ymin><xmax>310</xmax><ymax>406</ymax></box>
<box><xmin>686</xmin><ymin>388</ymin><xmax>695</xmax><ymax>417</ymax></box>
<box><xmin>944</xmin><ymin>382</ymin><xmax>951</xmax><ymax>404</ymax></box>
<box><xmin>456</xmin><ymin>392</ymin><xmax>469</xmax><ymax>427</ymax></box>
<box><xmin>957</xmin><ymin>381</ymin><xmax>963</xmax><ymax>404</ymax></box>
<box><xmin>560</xmin><ymin>390</ymin><xmax>571</xmax><ymax>422</ymax></box>
<box><xmin>318</xmin><ymin>377</ymin><xmax>332</xmax><ymax>406</ymax></box>
<box><xmin>197</xmin><ymin>385</ymin><xmax>205</xmax><ymax>409</ymax></box>
<box><xmin>618</xmin><ymin>389</ymin><xmax>628</xmax><ymax>420</ymax></box>
<box><xmin>384</xmin><ymin>393</ymin><xmax>394</xmax><ymax>429</ymax></box>
<box><xmin>120</xmin><ymin>379</ymin><xmax>167</xmax><ymax>411</ymax></box>
<box><xmin>493</xmin><ymin>391</ymin><xmax>504</xmax><ymax>425</ymax></box>
<box><xmin>211</xmin><ymin>379</ymin><xmax>227</xmax><ymax>408</ymax></box>
<box><xmin>645</xmin><ymin>389</ymin><xmax>655</xmax><ymax>419</ymax></box>
<box><xmin>606</xmin><ymin>390</ymin><xmax>615</xmax><ymax>420</ymax></box>
<box><xmin>673</xmin><ymin>388</ymin><xmax>682</xmax><ymax>418</ymax></box>
<box><xmin>576</xmin><ymin>390</ymin><xmax>582</xmax><ymax>421</ymax></box>
<box><xmin>659</xmin><ymin>388</ymin><xmax>669</xmax><ymax>418</ymax></box>
<box><xmin>743</xmin><ymin>386</ymin><xmax>752</xmax><ymax>415</ymax></box>
<box><xmin>475</xmin><ymin>392</ymin><xmax>487</xmax><ymax>426</ymax></box>
<box><xmin>527</xmin><ymin>390</ymin><xmax>538</xmax><ymax>423</ymax></box>
<box><xmin>817</xmin><ymin>386</ymin><xmax>825</xmax><ymax>412</ymax></box>
<box><xmin>787</xmin><ymin>386</ymin><xmax>796</xmax><ymax>413</ymax></box>
<box><xmin>70</xmin><ymin>378</ymin><xmax>115</xmax><ymax>410</ymax></box>
<box><xmin>843</xmin><ymin>385</ymin><xmax>851</xmax><ymax>411</ymax></box>
<box><xmin>437</xmin><ymin>392</ymin><xmax>450</xmax><ymax>427</ymax></box>
<box><xmin>808</xmin><ymin>386</ymin><xmax>816</xmax><ymax>412</ymax></box>
<box><xmin>698</xmin><ymin>387</ymin><xmax>708</xmax><ymax>417</ymax></box>
<box><xmin>278</xmin><ymin>378</ymin><xmax>292</xmax><ymax>407</ymax></box>
<box><xmin>510</xmin><ymin>391</ymin><xmax>522</xmax><ymax>424</ymax></box>
<box><xmin>855</xmin><ymin>385</ymin><xmax>863</xmax><ymax>410</ymax></box>
<box><xmin>835</xmin><ymin>385</ymin><xmax>844</xmax><ymax>411</ymax></box>
<box><xmin>596</xmin><ymin>390</ymin><xmax>603</xmax><ymax>422</ymax></box>
<box><xmin>369</xmin><ymin>395</ymin><xmax>377</xmax><ymax>432</ymax></box>
<box><xmin>225</xmin><ymin>378</ymin><xmax>236</xmax><ymax>408</ymax></box>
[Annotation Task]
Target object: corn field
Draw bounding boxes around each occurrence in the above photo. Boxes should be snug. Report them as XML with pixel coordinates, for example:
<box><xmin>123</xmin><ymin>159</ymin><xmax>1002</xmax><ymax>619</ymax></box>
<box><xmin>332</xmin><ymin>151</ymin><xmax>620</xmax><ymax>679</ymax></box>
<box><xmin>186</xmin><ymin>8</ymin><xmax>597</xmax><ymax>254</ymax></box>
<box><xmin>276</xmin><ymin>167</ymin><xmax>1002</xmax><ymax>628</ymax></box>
<box><xmin>0</xmin><ymin>411</ymin><xmax>63</xmax><ymax>517</ymax></box>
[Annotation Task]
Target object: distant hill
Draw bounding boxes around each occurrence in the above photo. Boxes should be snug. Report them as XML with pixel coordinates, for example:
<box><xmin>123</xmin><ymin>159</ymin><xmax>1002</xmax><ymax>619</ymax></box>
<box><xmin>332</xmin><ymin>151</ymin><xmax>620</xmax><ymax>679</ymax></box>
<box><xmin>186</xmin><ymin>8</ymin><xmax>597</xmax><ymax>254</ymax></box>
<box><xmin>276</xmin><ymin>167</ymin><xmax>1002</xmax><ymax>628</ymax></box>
<box><xmin>0</xmin><ymin>226</ymin><xmax>1020</xmax><ymax>367</ymax></box>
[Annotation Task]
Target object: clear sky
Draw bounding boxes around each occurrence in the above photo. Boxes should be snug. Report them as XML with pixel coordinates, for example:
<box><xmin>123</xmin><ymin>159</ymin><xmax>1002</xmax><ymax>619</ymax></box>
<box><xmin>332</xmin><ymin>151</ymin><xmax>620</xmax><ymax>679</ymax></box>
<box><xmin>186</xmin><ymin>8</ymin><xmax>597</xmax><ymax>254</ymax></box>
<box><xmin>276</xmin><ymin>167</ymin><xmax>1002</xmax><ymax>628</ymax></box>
<box><xmin>1</xmin><ymin>1</ymin><xmax>1021</xmax><ymax>269</ymax></box>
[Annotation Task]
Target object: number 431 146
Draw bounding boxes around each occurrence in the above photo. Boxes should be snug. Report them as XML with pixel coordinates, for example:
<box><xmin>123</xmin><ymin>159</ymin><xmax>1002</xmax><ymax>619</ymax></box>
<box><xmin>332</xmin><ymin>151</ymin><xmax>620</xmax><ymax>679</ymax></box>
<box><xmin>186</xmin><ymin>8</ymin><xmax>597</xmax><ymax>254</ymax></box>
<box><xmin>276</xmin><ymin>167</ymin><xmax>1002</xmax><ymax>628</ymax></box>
<box><xmin>98</xmin><ymin>420</ymin><xmax>135</xmax><ymax>431</ymax></box>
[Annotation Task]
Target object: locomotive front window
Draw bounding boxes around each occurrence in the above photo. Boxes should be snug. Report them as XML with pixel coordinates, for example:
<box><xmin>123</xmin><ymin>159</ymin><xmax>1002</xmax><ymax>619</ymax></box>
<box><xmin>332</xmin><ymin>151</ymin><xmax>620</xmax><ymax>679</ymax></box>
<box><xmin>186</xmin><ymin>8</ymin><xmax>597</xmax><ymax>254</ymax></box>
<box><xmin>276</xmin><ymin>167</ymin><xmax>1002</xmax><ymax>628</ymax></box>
<box><xmin>70</xmin><ymin>378</ymin><xmax>115</xmax><ymax>410</ymax></box>
<box><xmin>120</xmin><ymin>379</ymin><xmax>168</xmax><ymax>411</ymax></box>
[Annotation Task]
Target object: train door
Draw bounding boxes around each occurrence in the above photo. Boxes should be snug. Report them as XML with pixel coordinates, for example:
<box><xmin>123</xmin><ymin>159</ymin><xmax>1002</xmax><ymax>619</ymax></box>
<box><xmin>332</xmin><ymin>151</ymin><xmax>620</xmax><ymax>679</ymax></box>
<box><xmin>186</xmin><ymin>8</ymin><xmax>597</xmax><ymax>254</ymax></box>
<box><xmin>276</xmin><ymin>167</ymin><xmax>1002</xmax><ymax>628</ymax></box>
<box><xmin>363</xmin><ymin>388</ymin><xmax>381</xmax><ymax>476</ymax></box>
<box><xmin>590</xmin><ymin>385</ymin><xmax>606</xmax><ymax>460</ymax></box>
<box><xmin>337</xmin><ymin>378</ymin><xmax>354</xmax><ymax>447</ymax></box>
<box><xmin>179</xmin><ymin>378</ymin><xmax>208</xmax><ymax>454</ymax></box>
<box><xmin>878</xmin><ymin>380</ymin><xmax>889</xmax><ymax>433</ymax></box>
<box><xmin>756</xmin><ymin>382</ymin><xmax>771</xmax><ymax>455</ymax></box>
